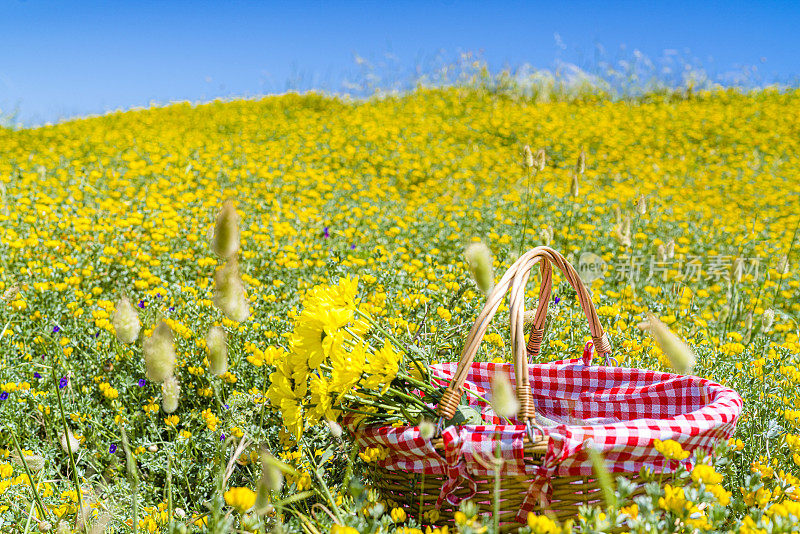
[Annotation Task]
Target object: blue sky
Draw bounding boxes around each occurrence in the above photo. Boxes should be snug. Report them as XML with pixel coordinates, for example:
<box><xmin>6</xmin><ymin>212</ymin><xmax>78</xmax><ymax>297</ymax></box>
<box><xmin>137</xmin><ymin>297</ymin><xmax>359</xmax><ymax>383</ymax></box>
<box><xmin>1</xmin><ymin>0</ymin><xmax>798</xmax><ymax>125</ymax></box>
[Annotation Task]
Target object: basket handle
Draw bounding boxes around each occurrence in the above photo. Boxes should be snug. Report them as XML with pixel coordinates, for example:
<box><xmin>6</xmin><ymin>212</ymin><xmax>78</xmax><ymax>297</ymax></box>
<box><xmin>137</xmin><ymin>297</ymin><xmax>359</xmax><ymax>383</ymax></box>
<box><xmin>436</xmin><ymin>246</ymin><xmax>612</xmax><ymax>423</ymax></box>
<box><xmin>525</xmin><ymin>256</ymin><xmax>552</xmax><ymax>360</ymax></box>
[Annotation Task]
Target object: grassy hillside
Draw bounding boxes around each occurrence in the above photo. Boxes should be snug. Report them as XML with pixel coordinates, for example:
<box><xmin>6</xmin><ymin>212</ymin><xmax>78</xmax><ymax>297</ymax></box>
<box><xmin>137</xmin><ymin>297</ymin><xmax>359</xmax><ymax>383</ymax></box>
<box><xmin>0</xmin><ymin>86</ymin><xmax>799</xmax><ymax>532</ymax></box>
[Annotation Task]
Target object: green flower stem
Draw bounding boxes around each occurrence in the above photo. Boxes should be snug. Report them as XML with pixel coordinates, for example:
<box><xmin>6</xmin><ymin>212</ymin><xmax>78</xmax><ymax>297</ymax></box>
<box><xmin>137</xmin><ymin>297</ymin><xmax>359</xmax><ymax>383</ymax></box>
<box><xmin>354</xmin><ymin>307</ymin><xmax>429</xmax><ymax>380</ymax></box>
<box><xmin>9</xmin><ymin>430</ymin><xmax>48</xmax><ymax>521</ymax></box>
<box><xmin>51</xmin><ymin>365</ymin><xmax>88</xmax><ymax>534</ymax></box>
<box><xmin>381</xmin><ymin>386</ymin><xmax>435</xmax><ymax>410</ymax></box>
<box><xmin>339</xmin><ymin>328</ymin><xmax>432</xmax><ymax>389</ymax></box>
<box><xmin>516</xmin><ymin>166</ymin><xmax>534</xmax><ymax>257</ymax></box>
<box><xmin>118</xmin><ymin>425</ymin><xmax>138</xmax><ymax>534</ymax></box>
<box><xmin>303</xmin><ymin>446</ymin><xmax>344</xmax><ymax>523</ymax></box>
<box><xmin>493</xmin><ymin>435</ymin><xmax>501</xmax><ymax>534</ymax></box>
<box><xmin>337</xmin><ymin>395</ymin><xmax>405</xmax><ymax>413</ymax></box>
<box><xmin>395</xmin><ymin>371</ymin><xmax>436</xmax><ymax>393</ymax></box>
<box><xmin>167</xmin><ymin>455</ymin><xmax>174</xmax><ymax>534</ymax></box>
<box><xmin>357</xmin><ymin>386</ymin><xmax>434</xmax><ymax>414</ymax></box>
<box><xmin>334</xmin><ymin>406</ymin><xmax>403</xmax><ymax>421</ymax></box>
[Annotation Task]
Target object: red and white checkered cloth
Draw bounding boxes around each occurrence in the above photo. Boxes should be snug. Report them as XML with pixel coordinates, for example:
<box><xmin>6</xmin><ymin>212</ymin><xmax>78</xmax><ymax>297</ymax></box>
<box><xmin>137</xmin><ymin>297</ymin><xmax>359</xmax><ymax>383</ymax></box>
<box><xmin>352</xmin><ymin>342</ymin><xmax>743</xmax><ymax>524</ymax></box>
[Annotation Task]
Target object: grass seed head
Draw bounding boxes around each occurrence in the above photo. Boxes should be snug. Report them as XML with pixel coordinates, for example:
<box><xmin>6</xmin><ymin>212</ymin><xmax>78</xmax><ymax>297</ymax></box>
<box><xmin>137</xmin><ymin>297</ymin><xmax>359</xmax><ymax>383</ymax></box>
<box><xmin>575</xmin><ymin>150</ymin><xmax>586</xmax><ymax>175</ymax></box>
<box><xmin>646</xmin><ymin>313</ymin><xmax>696</xmax><ymax>375</ymax></box>
<box><xmin>206</xmin><ymin>325</ymin><xmax>228</xmax><ymax>376</ymax></box>
<box><xmin>732</xmin><ymin>257</ymin><xmax>744</xmax><ymax>283</ymax></box>
<box><xmin>570</xmin><ymin>172</ymin><xmax>580</xmax><ymax>198</ymax></box>
<box><xmin>491</xmin><ymin>372</ymin><xmax>519</xmax><ymax>419</ymax></box>
<box><xmin>259</xmin><ymin>447</ymin><xmax>284</xmax><ymax>493</ymax></box>
<box><xmin>326</xmin><ymin>419</ymin><xmax>342</xmax><ymax>438</ymax></box>
<box><xmin>112</xmin><ymin>297</ymin><xmax>140</xmax><ymax>344</ymax></box>
<box><xmin>214</xmin><ymin>258</ymin><xmax>250</xmax><ymax>322</ymax></box>
<box><xmin>88</xmin><ymin>512</ymin><xmax>112</xmax><ymax>534</ymax></box>
<box><xmin>636</xmin><ymin>195</ymin><xmax>647</xmax><ymax>216</ymax></box>
<box><xmin>1</xmin><ymin>284</ymin><xmax>18</xmax><ymax>302</ymax></box>
<box><xmin>762</xmin><ymin>309</ymin><xmax>775</xmax><ymax>332</ymax></box>
<box><xmin>143</xmin><ymin>320</ymin><xmax>176</xmax><ymax>383</ymax></box>
<box><xmin>777</xmin><ymin>254</ymin><xmax>790</xmax><ymax>275</ymax></box>
<box><xmin>540</xmin><ymin>225</ymin><xmax>554</xmax><ymax>246</ymax></box>
<box><xmin>211</xmin><ymin>200</ymin><xmax>240</xmax><ymax>259</ymax></box>
<box><xmin>657</xmin><ymin>244</ymin><xmax>667</xmax><ymax>262</ymax></box>
<box><xmin>718</xmin><ymin>305</ymin><xmax>730</xmax><ymax>324</ymax></box>
<box><xmin>535</xmin><ymin>148</ymin><xmax>546</xmax><ymax>171</ymax></box>
<box><xmin>523</xmin><ymin>145</ymin><xmax>535</xmax><ymax>169</ymax></box>
<box><xmin>59</xmin><ymin>428</ymin><xmax>79</xmax><ymax>454</ymax></box>
<box><xmin>614</xmin><ymin>217</ymin><xmax>632</xmax><ymax>247</ymax></box>
<box><xmin>418</xmin><ymin>420</ymin><xmax>435</xmax><ymax>439</ymax></box>
<box><xmin>464</xmin><ymin>241</ymin><xmax>494</xmax><ymax>295</ymax></box>
<box><xmin>12</xmin><ymin>451</ymin><xmax>45</xmax><ymax>473</ymax></box>
<box><xmin>161</xmin><ymin>374</ymin><xmax>181</xmax><ymax>414</ymax></box>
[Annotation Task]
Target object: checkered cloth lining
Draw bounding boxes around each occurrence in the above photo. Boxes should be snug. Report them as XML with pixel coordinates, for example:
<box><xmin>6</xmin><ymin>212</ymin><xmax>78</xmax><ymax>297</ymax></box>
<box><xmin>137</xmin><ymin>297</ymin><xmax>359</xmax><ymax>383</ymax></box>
<box><xmin>352</xmin><ymin>342</ymin><xmax>743</xmax><ymax>524</ymax></box>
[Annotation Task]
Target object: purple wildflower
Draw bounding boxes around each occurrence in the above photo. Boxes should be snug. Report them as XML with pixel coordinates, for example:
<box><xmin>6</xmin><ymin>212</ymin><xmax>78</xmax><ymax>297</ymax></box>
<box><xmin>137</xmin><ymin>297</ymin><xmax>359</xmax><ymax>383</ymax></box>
<box><xmin>138</xmin><ymin>379</ymin><xmax>146</xmax><ymax>387</ymax></box>
<box><xmin>109</xmin><ymin>444</ymin><xmax>117</xmax><ymax>453</ymax></box>
<box><xmin>554</xmin><ymin>296</ymin><xmax>561</xmax><ymax>305</ymax></box>
<box><xmin>323</xmin><ymin>226</ymin><xmax>330</xmax><ymax>238</ymax></box>
<box><xmin>0</xmin><ymin>392</ymin><xmax>8</xmax><ymax>401</ymax></box>
<box><xmin>138</xmin><ymin>300</ymin><xmax>145</xmax><ymax>309</ymax></box>
<box><xmin>33</xmin><ymin>372</ymin><xmax>41</xmax><ymax>379</ymax></box>
<box><xmin>59</xmin><ymin>376</ymin><xmax>68</xmax><ymax>389</ymax></box>
<box><xmin>52</xmin><ymin>325</ymin><xmax>61</xmax><ymax>333</ymax></box>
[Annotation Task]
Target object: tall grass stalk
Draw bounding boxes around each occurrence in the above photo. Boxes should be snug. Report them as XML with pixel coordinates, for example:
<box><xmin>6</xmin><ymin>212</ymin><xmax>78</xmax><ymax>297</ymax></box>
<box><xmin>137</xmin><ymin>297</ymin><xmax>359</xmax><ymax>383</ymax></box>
<box><xmin>51</xmin><ymin>365</ymin><xmax>88</xmax><ymax>534</ymax></box>
<box><xmin>9</xmin><ymin>430</ymin><xmax>47</xmax><ymax>521</ymax></box>
<box><xmin>516</xmin><ymin>165</ymin><xmax>535</xmax><ymax>258</ymax></box>
<box><xmin>493</xmin><ymin>438</ymin><xmax>502</xmax><ymax>534</ymax></box>
<box><xmin>587</xmin><ymin>443</ymin><xmax>616</xmax><ymax>510</ymax></box>
<box><xmin>167</xmin><ymin>455</ymin><xmax>174</xmax><ymax>534</ymax></box>
<box><xmin>119</xmin><ymin>426</ymin><xmax>138</xmax><ymax>534</ymax></box>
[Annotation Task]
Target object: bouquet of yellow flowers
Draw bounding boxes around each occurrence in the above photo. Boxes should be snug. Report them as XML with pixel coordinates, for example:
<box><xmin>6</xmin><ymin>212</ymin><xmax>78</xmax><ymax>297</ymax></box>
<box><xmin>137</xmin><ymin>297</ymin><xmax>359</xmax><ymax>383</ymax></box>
<box><xmin>266</xmin><ymin>276</ymin><xmax>441</xmax><ymax>439</ymax></box>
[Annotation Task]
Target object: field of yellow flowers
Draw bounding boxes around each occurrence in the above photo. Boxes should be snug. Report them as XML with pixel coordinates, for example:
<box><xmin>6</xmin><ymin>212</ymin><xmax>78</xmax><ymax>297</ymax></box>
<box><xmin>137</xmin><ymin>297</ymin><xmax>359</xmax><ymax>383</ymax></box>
<box><xmin>0</xmin><ymin>83</ymin><xmax>799</xmax><ymax>533</ymax></box>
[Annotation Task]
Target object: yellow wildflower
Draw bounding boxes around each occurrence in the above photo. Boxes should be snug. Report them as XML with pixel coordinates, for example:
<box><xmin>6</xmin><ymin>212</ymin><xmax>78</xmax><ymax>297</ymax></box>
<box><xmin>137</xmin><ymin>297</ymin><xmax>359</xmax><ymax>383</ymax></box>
<box><xmin>223</xmin><ymin>486</ymin><xmax>256</xmax><ymax>513</ymax></box>
<box><xmin>653</xmin><ymin>439</ymin><xmax>690</xmax><ymax>461</ymax></box>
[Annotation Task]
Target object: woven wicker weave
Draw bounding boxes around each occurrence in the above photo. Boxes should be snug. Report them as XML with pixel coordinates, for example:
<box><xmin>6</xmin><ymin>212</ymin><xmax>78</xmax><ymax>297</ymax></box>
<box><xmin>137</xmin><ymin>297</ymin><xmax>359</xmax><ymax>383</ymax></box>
<box><xmin>367</xmin><ymin>438</ymin><xmax>649</xmax><ymax>532</ymax></box>
<box><xmin>355</xmin><ymin>247</ymin><xmax>735</xmax><ymax>530</ymax></box>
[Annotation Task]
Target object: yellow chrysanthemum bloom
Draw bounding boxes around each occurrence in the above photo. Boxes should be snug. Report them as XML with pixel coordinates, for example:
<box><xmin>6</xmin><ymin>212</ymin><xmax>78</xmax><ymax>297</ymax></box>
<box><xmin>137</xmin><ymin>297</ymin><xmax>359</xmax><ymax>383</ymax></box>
<box><xmin>267</xmin><ymin>363</ymin><xmax>307</xmax><ymax>439</ymax></box>
<box><xmin>307</xmin><ymin>375</ymin><xmax>339</xmax><ymax>424</ymax></box>
<box><xmin>292</xmin><ymin>303</ymin><xmax>352</xmax><ymax>370</ymax></box>
<box><xmin>329</xmin><ymin>342</ymin><xmax>366</xmax><ymax>396</ymax></box>
<box><xmin>363</xmin><ymin>342</ymin><xmax>401</xmax><ymax>393</ymax></box>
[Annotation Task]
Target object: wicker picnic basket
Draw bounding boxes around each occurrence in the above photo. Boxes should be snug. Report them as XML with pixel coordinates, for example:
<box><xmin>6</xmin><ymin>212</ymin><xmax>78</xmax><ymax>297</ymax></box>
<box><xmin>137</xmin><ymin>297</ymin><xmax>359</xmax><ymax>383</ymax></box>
<box><xmin>353</xmin><ymin>246</ymin><xmax>742</xmax><ymax>530</ymax></box>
